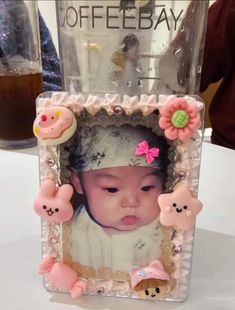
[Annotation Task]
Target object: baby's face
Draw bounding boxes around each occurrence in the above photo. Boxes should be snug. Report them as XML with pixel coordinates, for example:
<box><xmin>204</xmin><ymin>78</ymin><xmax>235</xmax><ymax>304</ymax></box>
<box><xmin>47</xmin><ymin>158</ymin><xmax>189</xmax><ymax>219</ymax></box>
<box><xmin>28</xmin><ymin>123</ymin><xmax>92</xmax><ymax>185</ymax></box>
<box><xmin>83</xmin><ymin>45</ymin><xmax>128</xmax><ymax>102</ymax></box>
<box><xmin>79</xmin><ymin>166</ymin><xmax>162</xmax><ymax>231</ymax></box>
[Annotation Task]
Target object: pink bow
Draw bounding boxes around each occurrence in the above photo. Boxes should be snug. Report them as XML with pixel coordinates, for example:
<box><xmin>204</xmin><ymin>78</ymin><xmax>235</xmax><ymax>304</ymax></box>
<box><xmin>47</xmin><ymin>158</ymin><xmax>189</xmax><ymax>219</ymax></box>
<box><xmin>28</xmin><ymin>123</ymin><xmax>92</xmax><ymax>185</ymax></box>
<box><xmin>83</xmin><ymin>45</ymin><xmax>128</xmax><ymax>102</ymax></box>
<box><xmin>135</xmin><ymin>140</ymin><xmax>159</xmax><ymax>164</ymax></box>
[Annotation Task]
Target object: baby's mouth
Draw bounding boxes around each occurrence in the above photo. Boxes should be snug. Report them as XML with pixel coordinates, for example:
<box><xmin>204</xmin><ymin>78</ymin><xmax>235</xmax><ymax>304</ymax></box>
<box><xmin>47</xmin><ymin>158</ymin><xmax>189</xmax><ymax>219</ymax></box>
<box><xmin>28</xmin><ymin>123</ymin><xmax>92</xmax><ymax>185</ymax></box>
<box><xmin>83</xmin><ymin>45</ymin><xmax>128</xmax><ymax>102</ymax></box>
<box><xmin>121</xmin><ymin>216</ymin><xmax>138</xmax><ymax>225</ymax></box>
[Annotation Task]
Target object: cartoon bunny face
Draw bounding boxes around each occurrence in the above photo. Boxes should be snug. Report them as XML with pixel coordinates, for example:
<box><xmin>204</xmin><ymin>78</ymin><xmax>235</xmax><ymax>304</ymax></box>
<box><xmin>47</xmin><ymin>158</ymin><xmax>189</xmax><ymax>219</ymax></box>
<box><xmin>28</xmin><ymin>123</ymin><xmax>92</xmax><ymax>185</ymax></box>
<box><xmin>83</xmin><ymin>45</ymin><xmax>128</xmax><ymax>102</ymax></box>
<box><xmin>34</xmin><ymin>179</ymin><xmax>74</xmax><ymax>223</ymax></box>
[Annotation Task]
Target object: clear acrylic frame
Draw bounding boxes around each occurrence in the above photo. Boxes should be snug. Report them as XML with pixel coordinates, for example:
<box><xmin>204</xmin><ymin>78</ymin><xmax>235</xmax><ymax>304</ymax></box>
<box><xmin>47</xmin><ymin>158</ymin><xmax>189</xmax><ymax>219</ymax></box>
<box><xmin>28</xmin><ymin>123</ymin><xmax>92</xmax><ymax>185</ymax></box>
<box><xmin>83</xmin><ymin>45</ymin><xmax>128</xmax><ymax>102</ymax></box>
<box><xmin>34</xmin><ymin>91</ymin><xmax>204</xmax><ymax>302</ymax></box>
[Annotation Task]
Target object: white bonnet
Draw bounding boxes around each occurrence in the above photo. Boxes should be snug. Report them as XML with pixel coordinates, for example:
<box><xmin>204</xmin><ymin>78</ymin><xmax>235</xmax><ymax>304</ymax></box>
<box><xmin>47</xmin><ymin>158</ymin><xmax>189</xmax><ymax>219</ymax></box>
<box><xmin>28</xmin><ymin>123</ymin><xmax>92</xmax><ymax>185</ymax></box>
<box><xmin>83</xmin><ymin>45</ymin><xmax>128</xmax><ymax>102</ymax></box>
<box><xmin>69</xmin><ymin>125</ymin><xmax>168</xmax><ymax>172</ymax></box>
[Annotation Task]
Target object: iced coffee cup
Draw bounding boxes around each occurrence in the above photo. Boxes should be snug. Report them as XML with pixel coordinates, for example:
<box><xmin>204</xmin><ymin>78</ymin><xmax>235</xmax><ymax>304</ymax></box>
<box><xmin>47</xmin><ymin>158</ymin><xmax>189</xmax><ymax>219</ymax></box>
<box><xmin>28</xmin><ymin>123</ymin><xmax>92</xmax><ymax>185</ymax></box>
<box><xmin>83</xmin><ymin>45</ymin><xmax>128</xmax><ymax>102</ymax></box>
<box><xmin>0</xmin><ymin>0</ymin><xmax>42</xmax><ymax>149</ymax></box>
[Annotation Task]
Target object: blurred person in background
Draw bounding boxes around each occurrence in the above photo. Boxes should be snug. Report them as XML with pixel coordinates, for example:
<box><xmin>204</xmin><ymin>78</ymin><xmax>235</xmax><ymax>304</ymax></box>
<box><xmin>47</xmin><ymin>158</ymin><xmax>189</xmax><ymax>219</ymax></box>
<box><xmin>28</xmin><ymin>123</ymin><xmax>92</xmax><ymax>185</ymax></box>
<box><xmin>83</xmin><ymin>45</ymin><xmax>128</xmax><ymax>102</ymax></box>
<box><xmin>38</xmin><ymin>12</ymin><xmax>61</xmax><ymax>91</ymax></box>
<box><xmin>200</xmin><ymin>0</ymin><xmax>235</xmax><ymax>150</ymax></box>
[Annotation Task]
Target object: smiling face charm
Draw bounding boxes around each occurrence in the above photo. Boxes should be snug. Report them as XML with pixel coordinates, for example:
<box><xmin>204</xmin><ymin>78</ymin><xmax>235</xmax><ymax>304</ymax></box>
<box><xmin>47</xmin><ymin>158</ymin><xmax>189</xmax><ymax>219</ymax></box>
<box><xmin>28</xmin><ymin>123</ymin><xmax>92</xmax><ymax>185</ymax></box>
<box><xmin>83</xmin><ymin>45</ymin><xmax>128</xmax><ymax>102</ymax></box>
<box><xmin>129</xmin><ymin>260</ymin><xmax>171</xmax><ymax>300</ymax></box>
<box><xmin>135</xmin><ymin>278</ymin><xmax>170</xmax><ymax>300</ymax></box>
<box><xmin>158</xmin><ymin>186</ymin><xmax>202</xmax><ymax>231</ymax></box>
<box><xmin>34</xmin><ymin>179</ymin><xmax>74</xmax><ymax>223</ymax></box>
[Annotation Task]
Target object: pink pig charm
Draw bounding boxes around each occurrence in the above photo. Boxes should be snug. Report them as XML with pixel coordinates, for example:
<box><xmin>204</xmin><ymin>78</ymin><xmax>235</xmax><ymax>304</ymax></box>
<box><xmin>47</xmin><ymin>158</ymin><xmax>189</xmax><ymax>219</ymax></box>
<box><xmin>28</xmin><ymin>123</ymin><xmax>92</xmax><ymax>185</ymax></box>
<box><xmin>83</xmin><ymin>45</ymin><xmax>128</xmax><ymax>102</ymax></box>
<box><xmin>158</xmin><ymin>186</ymin><xmax>202</xmax><ymax>231</ymax></box>
<box><xmin>34</xmin><ymin>179</ymin><xmax>74</xmax><ymax>223</ymax></box>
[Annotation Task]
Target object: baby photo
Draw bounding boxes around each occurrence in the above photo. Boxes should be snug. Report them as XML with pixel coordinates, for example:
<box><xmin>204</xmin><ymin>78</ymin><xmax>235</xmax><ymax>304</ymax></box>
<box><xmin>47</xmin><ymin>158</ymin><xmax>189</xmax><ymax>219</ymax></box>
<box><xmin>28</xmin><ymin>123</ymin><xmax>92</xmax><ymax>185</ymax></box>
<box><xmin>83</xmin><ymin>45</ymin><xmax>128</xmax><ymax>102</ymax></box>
<box><xmin>61</xmin><ymin>121</ymin><xmax>172</xmax><ymax>282</ymax></box>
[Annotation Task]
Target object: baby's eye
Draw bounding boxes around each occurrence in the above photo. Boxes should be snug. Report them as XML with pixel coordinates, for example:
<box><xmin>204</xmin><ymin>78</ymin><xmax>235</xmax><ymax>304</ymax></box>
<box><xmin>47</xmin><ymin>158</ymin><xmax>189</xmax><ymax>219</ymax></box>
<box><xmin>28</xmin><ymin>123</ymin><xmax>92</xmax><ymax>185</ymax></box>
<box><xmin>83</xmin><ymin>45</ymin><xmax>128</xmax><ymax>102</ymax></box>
<box><xmin>105</xmin><ymin>187</ymin><xmax>119</xmax><ymax>193</ymax></box>
<box><xmin>141</xmin><ymin>185</ymin><xmax>154</xmax><ymax>192</ymax></box>
<box><xmin>156</xmin><ymin>287</ymin><xmax>160</xmax><ymax>294</ymax></box>
<box><xmin>145</xmin><ymin>289</ymin><xmax>149</xmax><ymax>296</ymax></box>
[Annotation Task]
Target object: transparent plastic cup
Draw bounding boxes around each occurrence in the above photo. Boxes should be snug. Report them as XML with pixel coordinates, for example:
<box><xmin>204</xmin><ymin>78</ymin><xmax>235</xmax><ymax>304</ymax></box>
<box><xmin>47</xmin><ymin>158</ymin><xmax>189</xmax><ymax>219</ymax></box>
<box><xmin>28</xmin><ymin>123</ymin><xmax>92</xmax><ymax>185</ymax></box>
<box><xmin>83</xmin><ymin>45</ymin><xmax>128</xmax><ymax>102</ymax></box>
<box><xmin>54</xmin><ymin>1</ymin><xmax>209</xmax><ymax>302</ymax></box>
<box><xmin>0</xmin><ymin>0</ymin><xmax>42</xmax><ymax>149</ymax></box>
<box><xmin>56</xmin><ymin>0</ymin><xmax>208</xmax><ymax>95</ymax></box>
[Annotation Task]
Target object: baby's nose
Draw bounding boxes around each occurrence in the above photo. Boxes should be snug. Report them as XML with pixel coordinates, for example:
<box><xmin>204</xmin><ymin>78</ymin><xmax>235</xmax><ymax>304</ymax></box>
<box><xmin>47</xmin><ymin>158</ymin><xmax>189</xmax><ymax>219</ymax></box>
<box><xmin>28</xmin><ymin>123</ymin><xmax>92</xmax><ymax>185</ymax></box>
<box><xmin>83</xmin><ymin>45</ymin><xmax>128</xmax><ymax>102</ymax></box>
<box><xmin>122</xmin><ymin>193</ymin><xmax>139</xmax><ymax>208</ymax></box>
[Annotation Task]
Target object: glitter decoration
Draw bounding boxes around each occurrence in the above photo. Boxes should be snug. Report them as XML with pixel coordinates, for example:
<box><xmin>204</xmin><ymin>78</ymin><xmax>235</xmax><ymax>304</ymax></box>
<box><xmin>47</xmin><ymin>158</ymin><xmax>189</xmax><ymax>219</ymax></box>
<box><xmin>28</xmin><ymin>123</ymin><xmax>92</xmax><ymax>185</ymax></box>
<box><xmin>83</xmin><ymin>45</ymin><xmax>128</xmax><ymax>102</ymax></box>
<box><xmin>47</xmin><ymin>158</ymin><xmax>56</xmax><ymax>167</ymax></box>
<box><xmin>97</xmin><ymin>287</ymin><xmax>105</xmax><ymax>294</ymax></box>
<box><xmin>113</xmin><ymin>105</ymin><xmax>123</xmax><ymax>115</ymax></box>
<box><xmin>178</xmin><ymin>171</ymin><xmax>186</xmax><ymax>179</ymax></box>
<box><xmin>172</xmin><ymin>244</ymin><xmax>182</xmax><ymax>255</ymax></box>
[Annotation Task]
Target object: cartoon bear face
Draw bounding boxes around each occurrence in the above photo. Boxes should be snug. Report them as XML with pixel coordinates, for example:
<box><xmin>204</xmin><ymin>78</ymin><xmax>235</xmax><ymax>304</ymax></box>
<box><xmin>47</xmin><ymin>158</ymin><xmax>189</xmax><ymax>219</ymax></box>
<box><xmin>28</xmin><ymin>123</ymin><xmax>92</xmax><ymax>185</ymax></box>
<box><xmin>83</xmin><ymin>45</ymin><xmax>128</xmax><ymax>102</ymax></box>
<box><xmin>137</xmin><ymin>283</ymin><xmax>170</xmax><ymax>300</ymax></box>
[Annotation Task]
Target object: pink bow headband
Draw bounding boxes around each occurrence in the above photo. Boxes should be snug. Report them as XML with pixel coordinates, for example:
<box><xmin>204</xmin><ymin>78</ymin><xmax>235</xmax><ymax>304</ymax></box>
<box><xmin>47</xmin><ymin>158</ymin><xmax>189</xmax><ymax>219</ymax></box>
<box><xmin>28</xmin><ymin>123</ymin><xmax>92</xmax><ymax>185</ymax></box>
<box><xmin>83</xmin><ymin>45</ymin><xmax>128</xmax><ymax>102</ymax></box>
<box><xmin>129</xmin><ymin>260</ymin><xmax>170</xmax><ymax>288</ymax></box>
<box><xmin>135</xmin><ymin>140</ymin><xmax>160</xmax><ymax>164</ymax></box>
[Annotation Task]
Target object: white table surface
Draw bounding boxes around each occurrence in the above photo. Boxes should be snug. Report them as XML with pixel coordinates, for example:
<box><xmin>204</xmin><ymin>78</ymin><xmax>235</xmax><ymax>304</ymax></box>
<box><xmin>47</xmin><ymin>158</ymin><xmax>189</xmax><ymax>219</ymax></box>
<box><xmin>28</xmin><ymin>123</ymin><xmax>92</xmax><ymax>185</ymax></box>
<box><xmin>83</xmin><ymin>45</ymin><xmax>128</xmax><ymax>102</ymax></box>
<box><xmin>0</xmin><ymin>142</ymin><xmax>235</xmax><ymax>310</ymax></box>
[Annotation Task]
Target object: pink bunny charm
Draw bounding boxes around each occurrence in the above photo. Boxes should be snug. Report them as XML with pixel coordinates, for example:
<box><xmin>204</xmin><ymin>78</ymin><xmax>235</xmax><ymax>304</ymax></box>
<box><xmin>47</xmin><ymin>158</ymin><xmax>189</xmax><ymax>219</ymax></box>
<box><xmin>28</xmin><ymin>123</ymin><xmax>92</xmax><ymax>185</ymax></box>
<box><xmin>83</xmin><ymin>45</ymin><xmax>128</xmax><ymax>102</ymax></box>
<box><xmin>38</xmin><ymin>256</ymin><xmax>87</xmax><ymax>299</ymax></box>
<box><xmin>34</xmin><ymin>179</ymin><xmax>74</xmax><ymax>223</ymax></box>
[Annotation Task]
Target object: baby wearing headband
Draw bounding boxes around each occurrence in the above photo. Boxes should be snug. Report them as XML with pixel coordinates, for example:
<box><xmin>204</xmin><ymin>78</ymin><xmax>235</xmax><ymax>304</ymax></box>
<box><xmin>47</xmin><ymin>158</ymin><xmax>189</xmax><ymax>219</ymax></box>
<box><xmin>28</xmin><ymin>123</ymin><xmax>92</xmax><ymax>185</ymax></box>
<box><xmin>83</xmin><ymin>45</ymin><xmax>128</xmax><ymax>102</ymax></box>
<box><xmin>69</xmin><ymin>124</ymin><xmax>169</xmax><ymax>274</ymax></box>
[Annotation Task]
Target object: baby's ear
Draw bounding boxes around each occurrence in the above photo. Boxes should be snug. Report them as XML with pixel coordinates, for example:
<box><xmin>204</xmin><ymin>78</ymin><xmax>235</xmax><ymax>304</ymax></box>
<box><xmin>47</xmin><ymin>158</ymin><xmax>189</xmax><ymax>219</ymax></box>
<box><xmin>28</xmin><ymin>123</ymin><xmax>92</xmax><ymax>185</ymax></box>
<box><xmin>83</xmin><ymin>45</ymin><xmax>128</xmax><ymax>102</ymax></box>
<box><xmin>71</xmin><ymin>172</ymin><xmax>83</xmax><ymax>194</ymax></box>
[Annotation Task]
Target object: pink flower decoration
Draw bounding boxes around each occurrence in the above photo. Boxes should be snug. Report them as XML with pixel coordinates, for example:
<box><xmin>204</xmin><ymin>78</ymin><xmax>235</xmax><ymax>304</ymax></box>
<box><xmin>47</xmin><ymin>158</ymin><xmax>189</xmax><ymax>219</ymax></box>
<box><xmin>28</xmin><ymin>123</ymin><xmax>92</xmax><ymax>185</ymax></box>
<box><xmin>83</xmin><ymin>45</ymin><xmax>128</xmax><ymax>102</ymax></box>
<box><xmin>158</xmin><ymin>186</ymin><xmax>202</xmax><ymax>231</ymax></box>
<box><xmin>159</xmin><ymin>98</ymin><xmax>201</xmax><ymax>142</ymax></box>
<box><xmin>135</xmin><ymin>140</ymin><xmax>159</xmax><ymax>164</ymax></box>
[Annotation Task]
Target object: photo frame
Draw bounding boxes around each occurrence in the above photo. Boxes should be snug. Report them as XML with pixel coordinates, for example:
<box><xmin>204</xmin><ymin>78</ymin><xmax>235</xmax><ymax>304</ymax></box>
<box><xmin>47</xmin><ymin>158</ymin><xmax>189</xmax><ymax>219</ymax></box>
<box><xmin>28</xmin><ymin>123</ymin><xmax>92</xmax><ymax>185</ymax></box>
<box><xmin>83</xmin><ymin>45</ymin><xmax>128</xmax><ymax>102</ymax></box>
<box><xmin>33</xmin><ymin>92</ymin><xmax>204</xmax><ymax>301</ymax></box>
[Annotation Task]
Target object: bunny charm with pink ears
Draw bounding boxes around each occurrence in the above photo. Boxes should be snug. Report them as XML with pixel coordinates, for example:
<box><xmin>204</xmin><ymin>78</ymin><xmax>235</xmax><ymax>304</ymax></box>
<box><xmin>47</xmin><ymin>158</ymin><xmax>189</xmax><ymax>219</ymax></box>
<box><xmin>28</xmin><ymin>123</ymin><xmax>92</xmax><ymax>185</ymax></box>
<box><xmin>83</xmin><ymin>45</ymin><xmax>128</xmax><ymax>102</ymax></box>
<box><xmin>34</xmin><ymin>179</ymin><xmax>74</xmax><ymax>223</ymax></box>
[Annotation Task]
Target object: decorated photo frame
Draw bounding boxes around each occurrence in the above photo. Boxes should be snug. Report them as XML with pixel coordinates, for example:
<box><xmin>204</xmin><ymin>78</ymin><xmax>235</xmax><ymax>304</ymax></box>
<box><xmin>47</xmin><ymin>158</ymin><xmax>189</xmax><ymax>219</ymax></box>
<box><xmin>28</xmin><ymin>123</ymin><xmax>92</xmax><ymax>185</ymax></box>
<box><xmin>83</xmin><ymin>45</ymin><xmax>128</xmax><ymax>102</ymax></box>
<box><xmin>33</xmin><ymin>91</ymin><xmax>203</xmax><ymax>301</ymax></box>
